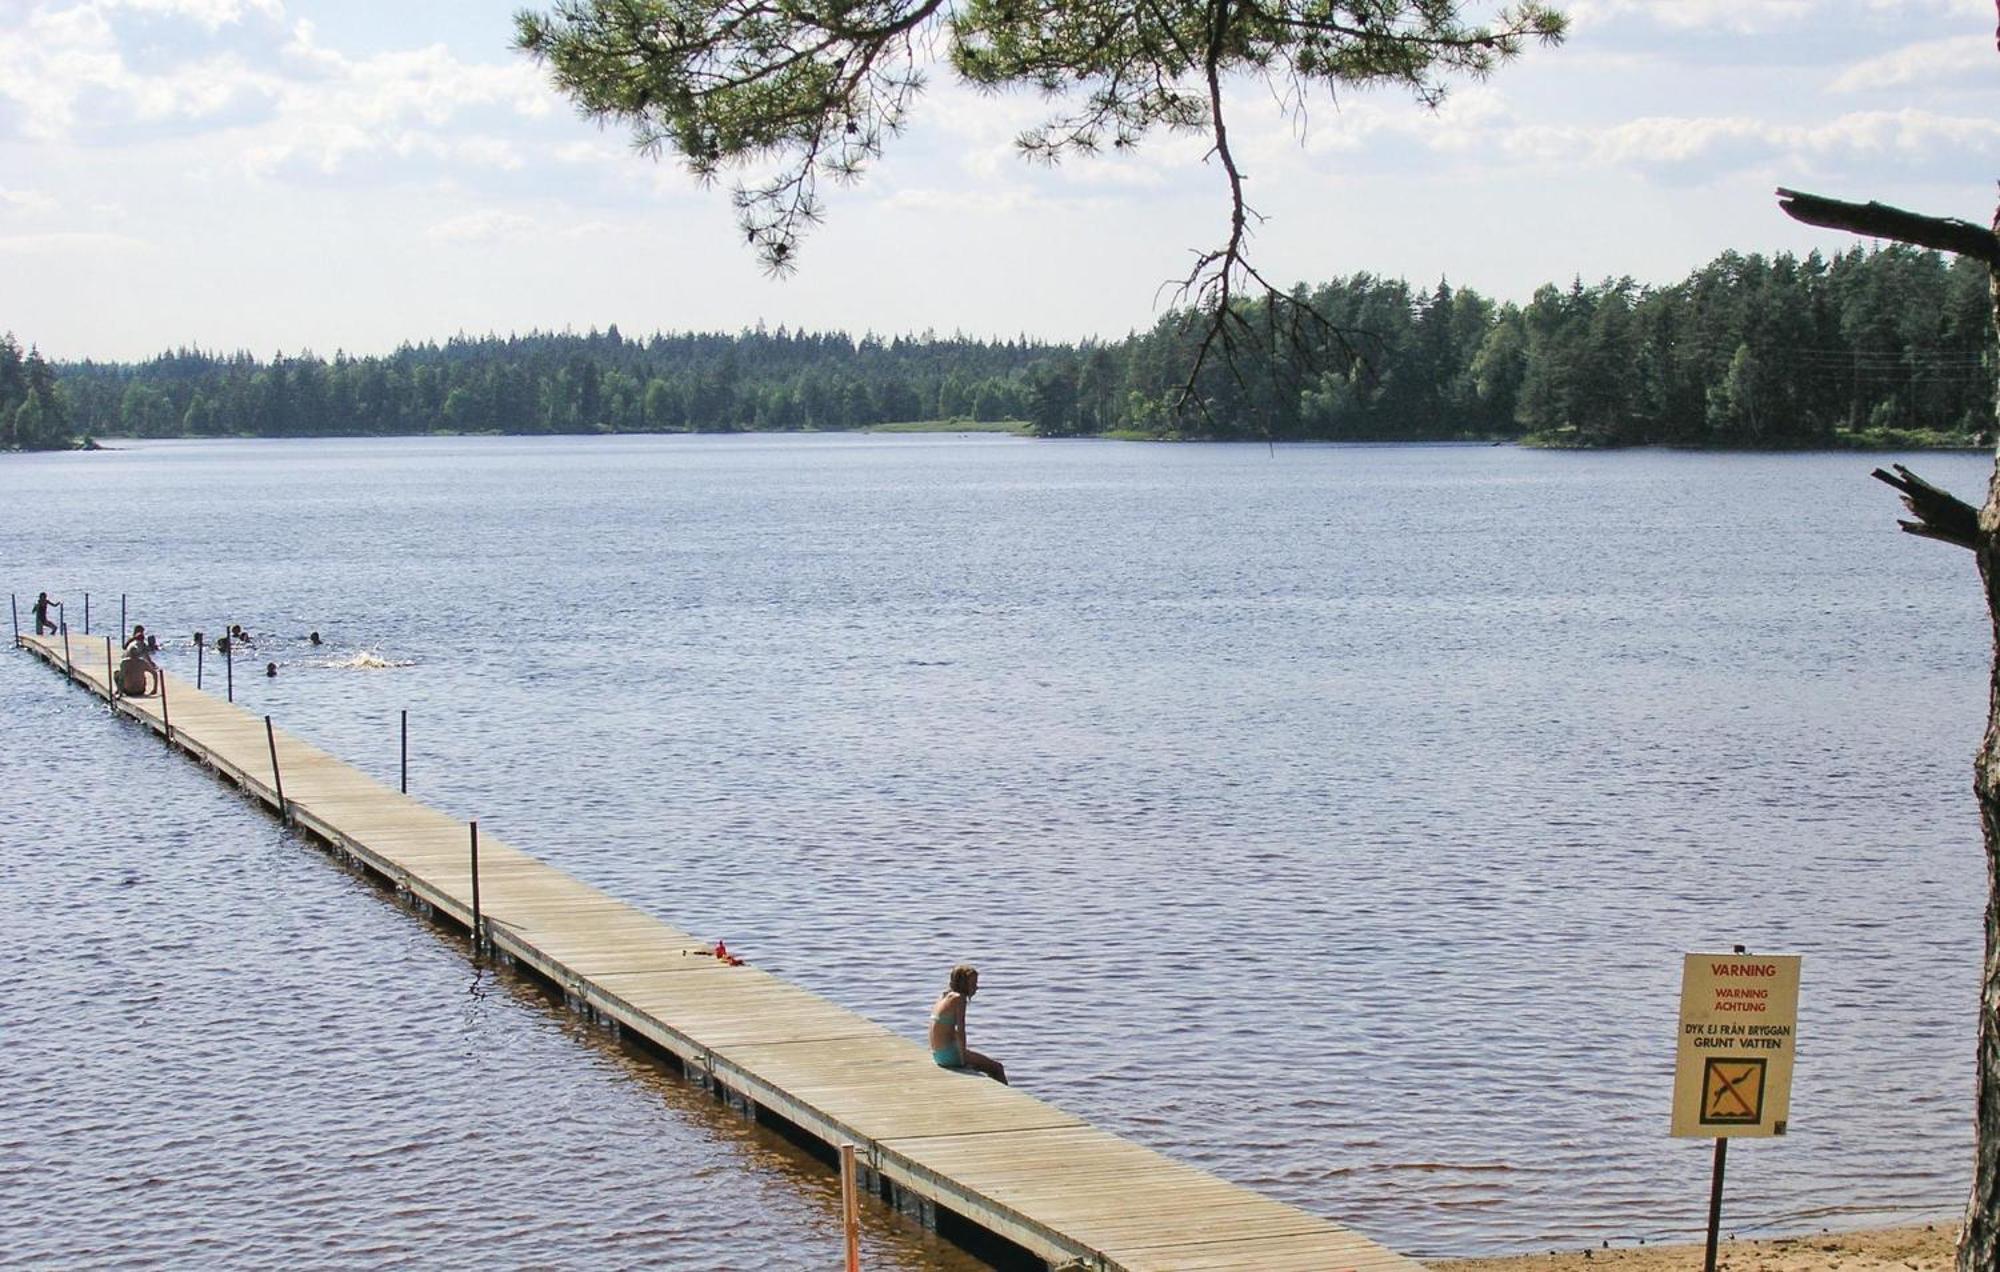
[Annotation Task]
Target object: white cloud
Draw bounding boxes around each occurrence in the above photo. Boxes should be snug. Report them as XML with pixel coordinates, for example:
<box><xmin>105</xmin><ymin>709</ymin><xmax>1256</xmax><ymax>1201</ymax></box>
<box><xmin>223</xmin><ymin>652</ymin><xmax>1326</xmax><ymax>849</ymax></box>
<box><xmin>1864</xmin><ymin>0</ymin><xmax>1992</xmax><ymax>16</ymax></box>
<box><xmin>1831</xmin><ymin>35</ymin><xmax>1994</xmax><ymax>89</ymax></box>
<box><xmin>0</xmin><ymin>230</ymin><xmax>151</xmax><ymax>253</ymax></box>
<box><xmin>426</xmin><ymin>209</ymin><xmax>537</xmax><ymax>242</ymax></box>
<box><xmin>0</xmin><ymin>0</ymin><xmax>559</xmax><ymax>168</ymax></box>
<box><xmin>555</xmin><ymin>139</ymin><xmax>624</xmax><ymax>164</ymax></box>
<box><xmin>110</xmin><ymin>0</ymin><xmax>284</xmax><ymax>29</ymax></box>
<box><xmin>881</xmin><ymin>187</ymin><xmax>1051</xmax><ymax>215</ymax></box>
<box><xmin>1501</xmin><ymin>108</ymin><xmax>2000</xmax><ymax>175</ymax></box>
<box><xmin>0</xmin><ymin>187</ymin><xmax>60</xmax><ymax>214</ymax></box>
<box><xmin>1568</xmin><ymin>0</ymin><xmax>1817</xmax><ymax>33</ymax></box>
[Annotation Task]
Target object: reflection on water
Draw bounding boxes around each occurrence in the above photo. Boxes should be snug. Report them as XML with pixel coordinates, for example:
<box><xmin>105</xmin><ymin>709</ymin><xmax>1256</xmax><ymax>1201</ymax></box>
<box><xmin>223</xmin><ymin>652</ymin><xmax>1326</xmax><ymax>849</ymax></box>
<box><xmin>0</xmin><ymin>435</ymin><xmax>1991</xmax><ymax>1263</ymax></box>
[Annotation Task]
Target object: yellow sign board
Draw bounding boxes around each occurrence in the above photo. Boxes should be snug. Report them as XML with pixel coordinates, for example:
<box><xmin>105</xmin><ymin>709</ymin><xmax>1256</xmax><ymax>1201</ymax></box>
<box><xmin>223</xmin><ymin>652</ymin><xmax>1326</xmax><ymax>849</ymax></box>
<box><xmin>1671</xmin><ymin>952</ymin><xmax>1800</xmax><ymax>1138</ymax></box>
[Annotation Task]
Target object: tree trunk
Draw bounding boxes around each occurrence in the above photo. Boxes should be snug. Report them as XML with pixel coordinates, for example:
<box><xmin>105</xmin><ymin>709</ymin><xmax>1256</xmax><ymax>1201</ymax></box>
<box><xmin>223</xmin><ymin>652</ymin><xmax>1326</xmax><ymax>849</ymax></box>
<box><xmin>1965</xmin><ymin>202</ymin><xmax>2000</xmax><ymax>1272</ymax></box>
<box><xmin>1787</xmin><ymin>186</ymin><xmax>2000</xmax><ymax>1270</ymax></box>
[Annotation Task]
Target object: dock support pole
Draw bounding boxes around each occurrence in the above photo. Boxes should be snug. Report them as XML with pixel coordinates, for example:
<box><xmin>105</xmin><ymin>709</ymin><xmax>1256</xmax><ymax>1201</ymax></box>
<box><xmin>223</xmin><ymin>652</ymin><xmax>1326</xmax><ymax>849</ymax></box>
<box><xmin>105</xmin><ymin>637</ymin><xmax>116</xmax><ymax>706</ymax></box>
<box><xmin>400</xmin><ymin>709</ymin><xmax>408</xmax><ymax>794</ymax></box>
<box><xmin>160</xmin><ymin>667</ymin><xmax>172</xmax><ymax>742</ymax></box>
<box><xmin>265</xmin><ymin>715</ymin><xmax>287</xmax><ymax>822</ymax></box>
<box><xmin>226</xmin><ymin>642</ymin><xmax>234</xmax><ymax>703</ymax></box>
<box><xmin>120</xmin><ymin>594</ymin><xmax>126</xmax><ymax>638</ymax></box>
<box><xmin>1702</xmin><ymin>1137</ymin><xmax>1727</xmax><ymax>1272</ymax></box>
<box><xmin>469</xmin><ymin>819</ymin><xmax>483</xmax><ymax>945</ymax></box>
<box><xmin>840</xmin><ymin>1143</ymin><xmax>862</xmax><ymax>1272</ymax></box>
<box><xmin>61</xmin><ymin>622</ymin><xmax>72</xmax><ymax>677</ymax></box>
<box><xmin>9</xmin><ymin>594</ymin><xmax>17</xmax><ymax>647</ymax></box>
<box><xmin>196</xmin><ymin>642</ymin><xmax>203</xmax><ymax>690</ymax></box>
<box><xmin>83</xmin><ymin>592</ymin><xmax>89</xmax><ymax>634</ymax></box>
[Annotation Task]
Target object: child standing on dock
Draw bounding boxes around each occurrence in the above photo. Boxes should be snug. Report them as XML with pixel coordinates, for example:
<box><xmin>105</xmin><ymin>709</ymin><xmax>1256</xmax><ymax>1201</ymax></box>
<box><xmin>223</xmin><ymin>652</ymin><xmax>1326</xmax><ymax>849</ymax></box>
<box><xmin>32</xmin><ymin>591</ymin><xmax>58</xmax><ymax>635</ymax></box>
<box><xmin>929</xmin><ymin>965</ymin><xmax>1007</xmax><ymax>1084</ymax></box>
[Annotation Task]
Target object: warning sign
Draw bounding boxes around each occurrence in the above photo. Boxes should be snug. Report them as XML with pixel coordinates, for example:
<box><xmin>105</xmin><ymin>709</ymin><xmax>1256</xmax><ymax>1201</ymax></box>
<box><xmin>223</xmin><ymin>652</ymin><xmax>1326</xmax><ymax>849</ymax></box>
<box><xmin>1701</xmin><ymin>1057</ymin><xmax>1766</xmax><ymax>1124</ymax></box>
<box><xmin>1670</xmin><ymin>953</ymin><xmax>1800</xmax><ymax>1139</ymax></box>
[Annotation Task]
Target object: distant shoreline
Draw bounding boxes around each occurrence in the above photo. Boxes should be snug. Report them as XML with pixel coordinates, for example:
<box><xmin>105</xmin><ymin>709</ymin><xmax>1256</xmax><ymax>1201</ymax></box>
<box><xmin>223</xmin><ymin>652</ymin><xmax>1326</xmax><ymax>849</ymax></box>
<box><xmin>23</xmin><ymin>425</ymin><xmax>1991</xmax><ymax>454</ymax></box>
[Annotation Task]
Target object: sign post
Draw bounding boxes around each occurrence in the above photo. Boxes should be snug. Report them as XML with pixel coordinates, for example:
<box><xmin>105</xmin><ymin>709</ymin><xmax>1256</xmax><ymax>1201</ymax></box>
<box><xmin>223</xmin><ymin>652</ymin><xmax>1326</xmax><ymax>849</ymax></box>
<box><xmin>1671</xmin><ymin>952</ymin><xmax>1802</xmax><ymax>1272</ymax></box>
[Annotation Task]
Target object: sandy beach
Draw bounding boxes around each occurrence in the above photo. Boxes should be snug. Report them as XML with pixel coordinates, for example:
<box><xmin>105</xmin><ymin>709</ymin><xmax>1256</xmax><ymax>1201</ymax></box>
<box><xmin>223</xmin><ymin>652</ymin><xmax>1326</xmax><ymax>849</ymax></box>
<box><xmin>1437</xmin><ymin>1224</ymin><xmax>1958</xmax><ymax>1272</ymax></box>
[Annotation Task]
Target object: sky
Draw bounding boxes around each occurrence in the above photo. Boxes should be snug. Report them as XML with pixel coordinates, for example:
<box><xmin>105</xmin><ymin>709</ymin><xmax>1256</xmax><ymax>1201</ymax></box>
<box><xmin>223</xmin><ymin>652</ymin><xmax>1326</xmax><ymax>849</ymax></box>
<box><xmin>1</xmin><ymin>0</ymin><xmax>1995</xmax><ymax>362</ymax></box>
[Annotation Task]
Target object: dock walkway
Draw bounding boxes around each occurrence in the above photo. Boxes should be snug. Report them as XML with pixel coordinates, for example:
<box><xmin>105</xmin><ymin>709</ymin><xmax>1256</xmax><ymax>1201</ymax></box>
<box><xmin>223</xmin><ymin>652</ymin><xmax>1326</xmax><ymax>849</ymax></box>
<box><xmin>18</xmin><ymin>627</ymin><xmax>1423</xmax><ymax>1272</ymax></box>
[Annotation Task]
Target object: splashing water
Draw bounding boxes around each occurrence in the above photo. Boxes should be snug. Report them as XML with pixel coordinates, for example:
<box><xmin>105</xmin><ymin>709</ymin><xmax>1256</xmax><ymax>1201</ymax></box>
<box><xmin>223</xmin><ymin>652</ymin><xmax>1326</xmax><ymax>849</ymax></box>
<box><xmin>328</xmin><ymin>650</ymin><xmax>414</xmax><ymax>670</ymax></box>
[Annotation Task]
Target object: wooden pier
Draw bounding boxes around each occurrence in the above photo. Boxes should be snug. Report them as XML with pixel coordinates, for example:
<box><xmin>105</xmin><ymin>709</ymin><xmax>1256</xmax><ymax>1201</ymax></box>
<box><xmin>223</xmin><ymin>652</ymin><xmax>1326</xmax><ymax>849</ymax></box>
<box><xmin>16</xmin><ymin>626</ymin><xmax>1424</xmax><ymax>1272</ymax></box>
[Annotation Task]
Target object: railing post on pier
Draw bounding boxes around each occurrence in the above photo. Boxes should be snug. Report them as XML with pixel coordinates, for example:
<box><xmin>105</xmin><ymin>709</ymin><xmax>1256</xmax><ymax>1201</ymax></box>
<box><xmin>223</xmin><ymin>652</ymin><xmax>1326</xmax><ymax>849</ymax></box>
<box><xmin>840</xmin><ymin>1143</ymin><xmax>862</xmax><ymax>1272</ymax></box>
<box><xmin>468</xmin><ymin>819</ymin><xmax>483</xmax><ymax>946</ymax></box>
<box><xmin>196</xmin><ymin>641</ymin><xmax>204</xmax><ymax>690</ymax></box>
<box><xmin>120</xmin><ymin>594</ymin><xmax>126</xmax><ymax>639</ymax></box>
<box><xmin>226</xmin><ymin>641</ymin><xmax>234</xmax><ymax>703</ymax></box>
<box><xmin>11</xmin><ymin>593</ymin><xmax>19</xmax><ymax>647</ymax></box>
<box><xmin>159</xmin><ymin>666</ymin><xmax>172</xmax><ymax>743</ymax></box>
<box><xmin>400</xmin><ymin>709</ymin><xmax>408</xmax><ymax>794</ymax></box>
<box><xmin>265</xmin><ymin>715</ymin><xmax>287</xmax><ymax>822</ymax></box>
<box><xmin>83</xmin><ymin>592</ymin><xmax>89</xmax><ymax>634</ymax></box>
<box><xmin>61</xmin><ymin>622</ymin><xmax>72</xmax><ymax>677</ymax></box>
<box><xmin>105</xmin><ymin>637</ymin><xmax>116</xmax><ymax>707</ymax></box>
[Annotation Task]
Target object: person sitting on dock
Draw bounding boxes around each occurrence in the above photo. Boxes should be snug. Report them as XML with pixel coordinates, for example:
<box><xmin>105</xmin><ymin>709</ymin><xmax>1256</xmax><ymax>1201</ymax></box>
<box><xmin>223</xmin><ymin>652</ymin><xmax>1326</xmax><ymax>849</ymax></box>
<box><xmin>117</xmin><ymin>636</ymin><xmax>160</xmax><ymax>696</ymax></box>
<box><xmin>929</xmin><ymin>964</ymin><xmax>1007</xmax><ymax>1084</ymax></box>
<box><xmin>32</xmin><ymin>591</ymin><xmax>59</xmax><ymax>635</ymax></box>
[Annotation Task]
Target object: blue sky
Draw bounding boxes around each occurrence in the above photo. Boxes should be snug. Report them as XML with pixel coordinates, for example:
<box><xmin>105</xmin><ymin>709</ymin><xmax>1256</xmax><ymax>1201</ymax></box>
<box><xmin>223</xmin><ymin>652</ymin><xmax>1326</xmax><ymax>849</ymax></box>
<box><xmin>2</xmin><ymin>0</ymin><xmax>1994</xmax><ymax>361</ymax></box>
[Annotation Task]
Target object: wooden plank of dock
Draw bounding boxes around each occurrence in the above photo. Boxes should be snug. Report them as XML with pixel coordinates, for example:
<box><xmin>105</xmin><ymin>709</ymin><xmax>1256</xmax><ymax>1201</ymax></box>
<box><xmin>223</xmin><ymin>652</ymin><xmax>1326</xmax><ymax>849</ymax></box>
<box><xmin>17</xmin><ymin>628</ymin><xmax>1426</xmax><ymax>1272</ymax></box>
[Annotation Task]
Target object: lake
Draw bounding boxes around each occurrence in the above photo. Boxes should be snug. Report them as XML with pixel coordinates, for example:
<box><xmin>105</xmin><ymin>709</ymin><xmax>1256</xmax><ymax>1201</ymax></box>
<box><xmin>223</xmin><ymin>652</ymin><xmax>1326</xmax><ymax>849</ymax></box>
<box><xmin>0</xmin><ymin>434</ymin><xmax>1990</xmax><ymax>1266</ymax></box>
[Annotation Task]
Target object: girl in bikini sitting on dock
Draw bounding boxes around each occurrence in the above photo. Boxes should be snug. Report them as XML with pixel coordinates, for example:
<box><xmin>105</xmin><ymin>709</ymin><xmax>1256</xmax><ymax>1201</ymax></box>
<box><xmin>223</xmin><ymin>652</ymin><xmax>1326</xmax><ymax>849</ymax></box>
<box><xmin>929</xmin><ymin>964</ymin><xmax>1007</xmax><ymax>1084</ymax></box>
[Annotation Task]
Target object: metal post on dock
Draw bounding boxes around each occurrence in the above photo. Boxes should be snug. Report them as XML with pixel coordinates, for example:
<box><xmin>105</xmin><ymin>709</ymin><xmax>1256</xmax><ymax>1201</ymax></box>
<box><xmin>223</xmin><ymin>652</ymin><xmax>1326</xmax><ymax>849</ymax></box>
<box><xmin>105</xmin><ymin>637</ymin><xmax>116</xmax><ymax>706</ymax></box>
<box><xmin>468</xmin><ymin>819</ymin><xmax>483</xmax><ymax>945</ymax></box>
<box><xmin>10</xmin><ymin>593</ymin><xmax>19</xmax><ymax>647</ymax></box>
<box><xmin>265</xmin><ymin>715</ymin><xmax>287</xmax><ymax>822</ymax></box>
<box><xmin>120</xmin><ymin>594</ymin><xmax>126</xmax><ymax>638</ymax></box>
<box><xmin>83</xmin><ymin>592</ymin><xmax>89</xmax><ymax>634</ymax></box>
<box><xmin>840</xmin><ymin>1143</ymin><xmax>862</xmax><ymax>1272</ymax></box>
<box><xmin>61</xmin><ymin>621</ymin><xmax>72</xmax><ymax>677</ymax></box>
<box><xmin>226</xmin><ymin>641</ymin><xmax>234</xmax><ymax>703</ymax></box>
<box><xmin>196</xmin><ymin>641</ymin><xmax>204</xmax><ymax>690</ymax></box>
<box><xmin>1703</xmin><ymin>1137</ymin><xmax>1728</xmax><ymax>1272</ymax></box>
<box><xmin>159</xmin><ymin>666</ymin><xmax>172</xmax><ymax>743</ymax></box>
<box><xmin>400</xmin><ymin>709</ymin><xmax>408</xmax><ymax>794</ymax></box>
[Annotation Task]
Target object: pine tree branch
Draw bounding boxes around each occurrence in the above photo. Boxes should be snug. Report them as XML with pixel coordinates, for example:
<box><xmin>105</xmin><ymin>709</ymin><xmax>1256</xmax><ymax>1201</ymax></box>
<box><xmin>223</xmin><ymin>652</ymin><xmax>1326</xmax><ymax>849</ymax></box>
<box><xmin>1776</xmin><ymin>187</ymin><xmax>2000</xmax><ymax>267</ymax></box>
<box><xmin>1870</xmin><ymin>463</ymin><xmax>1982</xmax><ymax>551</ymax></box>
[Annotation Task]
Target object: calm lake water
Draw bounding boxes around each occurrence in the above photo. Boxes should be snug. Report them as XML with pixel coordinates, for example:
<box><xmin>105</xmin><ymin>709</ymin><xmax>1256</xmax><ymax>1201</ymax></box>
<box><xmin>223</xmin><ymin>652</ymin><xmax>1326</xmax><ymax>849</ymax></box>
<box><xmin>0</xmin><ymin>434</ymin><xmax>1992</xmax><ymax>1265</ymax></box>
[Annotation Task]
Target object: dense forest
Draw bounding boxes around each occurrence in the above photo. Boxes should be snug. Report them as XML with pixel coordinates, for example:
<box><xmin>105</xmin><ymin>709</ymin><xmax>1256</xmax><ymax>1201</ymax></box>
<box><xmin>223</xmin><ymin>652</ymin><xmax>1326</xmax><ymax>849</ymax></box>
<box><xmin>1</xmin><ymin>334</ymin><xmax>73</xmax><ymax>450</ymax></box>
<box><xmin>18</xmin><ymin>243</ymin><xmax>1996</xmax><ymax>450</ymax></box>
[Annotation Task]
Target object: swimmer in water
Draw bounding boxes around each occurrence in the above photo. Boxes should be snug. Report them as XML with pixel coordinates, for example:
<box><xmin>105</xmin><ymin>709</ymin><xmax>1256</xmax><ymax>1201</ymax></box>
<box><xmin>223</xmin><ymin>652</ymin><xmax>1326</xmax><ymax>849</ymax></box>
<box><xmin>265</xmin><ymin>661</ymin><xmax>277</xmax><ymax>678</ymax></box>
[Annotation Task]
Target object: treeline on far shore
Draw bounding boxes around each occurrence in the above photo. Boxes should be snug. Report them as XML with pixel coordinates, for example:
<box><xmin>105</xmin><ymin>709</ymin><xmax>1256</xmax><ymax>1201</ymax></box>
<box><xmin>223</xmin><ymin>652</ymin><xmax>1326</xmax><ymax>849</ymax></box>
<box><xmin>12</xmin><ymin>243</ymin><xmax>1995</xmax><ymax>452</ymax></box>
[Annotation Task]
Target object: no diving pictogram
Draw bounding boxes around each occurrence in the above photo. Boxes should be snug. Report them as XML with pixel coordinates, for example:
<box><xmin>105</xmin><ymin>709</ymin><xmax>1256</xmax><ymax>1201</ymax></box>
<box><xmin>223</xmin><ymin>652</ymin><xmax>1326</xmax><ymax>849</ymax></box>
<box><xmin>1701</xmin><ymin>1057</ymin><xmax>1766</xmax><ymax>1125</ymax></box>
